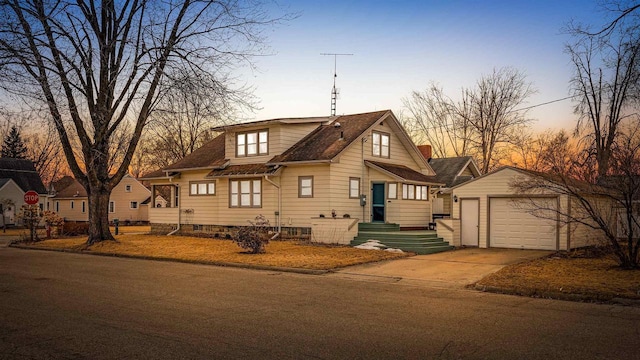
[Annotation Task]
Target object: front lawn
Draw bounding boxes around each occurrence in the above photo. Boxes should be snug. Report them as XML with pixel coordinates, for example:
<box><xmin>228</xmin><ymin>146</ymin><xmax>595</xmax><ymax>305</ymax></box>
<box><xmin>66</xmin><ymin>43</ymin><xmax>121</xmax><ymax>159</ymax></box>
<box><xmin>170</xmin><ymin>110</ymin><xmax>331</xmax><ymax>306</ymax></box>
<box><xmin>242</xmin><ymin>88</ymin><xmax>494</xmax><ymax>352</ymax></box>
<box><xmin>25</xmin><ymin>234</ymin><xmax>409</xmax><ymax>270</ymax></box>
<box><xmin>476</xmin><ymin>251</ymin><xmax>640</xmax><ymax>301</ymax></box>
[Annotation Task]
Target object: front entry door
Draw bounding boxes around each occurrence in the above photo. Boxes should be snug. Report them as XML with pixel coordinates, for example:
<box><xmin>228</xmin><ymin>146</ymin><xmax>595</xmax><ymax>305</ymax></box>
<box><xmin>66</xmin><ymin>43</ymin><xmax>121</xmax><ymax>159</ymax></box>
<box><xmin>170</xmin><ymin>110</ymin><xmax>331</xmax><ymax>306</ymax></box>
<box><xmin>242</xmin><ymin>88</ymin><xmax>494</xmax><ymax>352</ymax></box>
<box><xmin>371</xmin><ymin>183</ymin><xmax>385</xmax><ymax>222</ymax></box>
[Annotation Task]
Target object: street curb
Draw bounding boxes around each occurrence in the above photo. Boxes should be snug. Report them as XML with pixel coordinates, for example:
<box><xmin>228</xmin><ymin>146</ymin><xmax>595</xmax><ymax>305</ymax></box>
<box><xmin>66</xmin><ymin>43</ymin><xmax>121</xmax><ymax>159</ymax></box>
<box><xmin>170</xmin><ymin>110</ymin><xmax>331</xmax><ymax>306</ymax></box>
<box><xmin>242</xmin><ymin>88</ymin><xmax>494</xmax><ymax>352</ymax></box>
<box><xmin>9</xmin><ymin>243</ymin><xmax>332</xmax><ymax>275</ymax></box>
<box><xmin>472</xmin><ymin>283</ymin><xmax>640</xmax><ymax>307</ymax></box>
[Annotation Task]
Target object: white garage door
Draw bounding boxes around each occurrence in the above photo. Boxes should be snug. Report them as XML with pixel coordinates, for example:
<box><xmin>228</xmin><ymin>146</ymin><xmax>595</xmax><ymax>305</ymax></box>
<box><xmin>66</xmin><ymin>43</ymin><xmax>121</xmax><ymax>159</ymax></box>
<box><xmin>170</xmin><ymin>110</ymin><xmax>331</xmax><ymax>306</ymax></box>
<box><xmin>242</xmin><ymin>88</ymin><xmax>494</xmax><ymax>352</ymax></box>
<box><xmin>489</xmin><ymin>197</ymin><xmax>557</xmax><ymax>250</ymax></box>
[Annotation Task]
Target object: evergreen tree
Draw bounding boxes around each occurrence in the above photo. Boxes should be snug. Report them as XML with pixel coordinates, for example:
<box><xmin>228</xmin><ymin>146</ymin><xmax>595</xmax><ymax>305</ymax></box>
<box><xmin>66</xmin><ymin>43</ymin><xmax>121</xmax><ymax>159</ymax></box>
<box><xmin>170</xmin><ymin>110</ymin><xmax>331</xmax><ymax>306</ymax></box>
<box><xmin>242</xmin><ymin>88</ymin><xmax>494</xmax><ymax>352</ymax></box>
<box><xmin>1</xmin><ymin>126</ymin><xmax>28</xmax><ymax>159</ymax></box>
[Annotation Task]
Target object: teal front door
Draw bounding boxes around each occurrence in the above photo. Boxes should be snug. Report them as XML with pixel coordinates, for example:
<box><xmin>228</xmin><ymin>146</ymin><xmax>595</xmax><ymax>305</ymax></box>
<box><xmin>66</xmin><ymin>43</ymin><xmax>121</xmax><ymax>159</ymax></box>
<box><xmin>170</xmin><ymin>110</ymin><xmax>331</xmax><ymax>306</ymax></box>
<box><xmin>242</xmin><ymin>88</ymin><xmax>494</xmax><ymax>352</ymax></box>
<box><xmin>371</xmin><ymin>183</ymin><xmax>385</xmax><ymax>222</ymax></box>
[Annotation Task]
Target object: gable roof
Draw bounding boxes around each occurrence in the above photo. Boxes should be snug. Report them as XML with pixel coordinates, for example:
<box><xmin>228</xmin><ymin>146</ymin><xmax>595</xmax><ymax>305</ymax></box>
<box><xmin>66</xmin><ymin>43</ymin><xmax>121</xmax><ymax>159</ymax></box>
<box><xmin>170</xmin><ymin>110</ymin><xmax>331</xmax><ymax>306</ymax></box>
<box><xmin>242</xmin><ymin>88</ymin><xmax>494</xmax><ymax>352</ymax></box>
<box><xmin>429</xmin><ymin>156</ymin><xmax>480</xmax><ymax>188</ymax></box>
<box><xmin>51</xmin><ymin>176</ymin><xmax>87</xmax><ymax>198</ymax></box>
<box><xmin>365</xmin><ymin>160</ymin><xmax>442</xmax><ymax>185</ymax></box>
<box><xmin>0</xmin><ymin>158</ymin><xmax>47</xmax><ymax>194</ymax></box>
<box><xmin>268</xmin><ymin>110</ymin><xmax>390</xmax><ymax>164</ymax></box>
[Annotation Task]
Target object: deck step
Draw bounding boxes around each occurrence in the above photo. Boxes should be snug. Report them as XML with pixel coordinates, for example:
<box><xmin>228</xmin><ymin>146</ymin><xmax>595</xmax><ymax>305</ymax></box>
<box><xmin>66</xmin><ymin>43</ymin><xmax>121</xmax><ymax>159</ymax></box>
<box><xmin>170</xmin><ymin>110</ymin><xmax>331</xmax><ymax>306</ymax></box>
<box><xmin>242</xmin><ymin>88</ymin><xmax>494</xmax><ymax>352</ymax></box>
<box><xmin>352</xmin><ymin>222</ymin><xmax>453</xmax><ymax>255</ymax></box>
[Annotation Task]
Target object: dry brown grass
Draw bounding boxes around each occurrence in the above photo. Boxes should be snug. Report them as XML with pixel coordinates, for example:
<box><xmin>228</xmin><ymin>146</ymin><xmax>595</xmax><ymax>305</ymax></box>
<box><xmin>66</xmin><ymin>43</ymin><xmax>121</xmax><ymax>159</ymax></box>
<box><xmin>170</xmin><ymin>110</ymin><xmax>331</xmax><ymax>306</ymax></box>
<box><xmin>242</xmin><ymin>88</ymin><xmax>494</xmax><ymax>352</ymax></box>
<box><xmin>27</xmin><ymin>234</ymin><xmax>409</xmax><ymax>270</ymax></box>
<box><xmin>477</xmin><ymin>254</ymin><xmax>640</xmax><ymax>300</ymax></box>
<box><xmin>0</xmin><ymin>225</ymin><xmax>150</xmax><ymax>237</ymax></box>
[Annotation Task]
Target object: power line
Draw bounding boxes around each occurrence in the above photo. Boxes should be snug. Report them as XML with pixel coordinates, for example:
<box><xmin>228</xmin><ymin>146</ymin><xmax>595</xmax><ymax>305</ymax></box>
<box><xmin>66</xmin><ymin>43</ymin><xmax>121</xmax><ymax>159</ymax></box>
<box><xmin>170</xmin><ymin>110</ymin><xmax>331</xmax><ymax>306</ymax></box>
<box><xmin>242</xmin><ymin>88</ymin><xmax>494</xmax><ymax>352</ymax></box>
<box><xmin>406</xmin><ymin>94</ymin><xmax>580</xmax><ymax>132</ymax></box>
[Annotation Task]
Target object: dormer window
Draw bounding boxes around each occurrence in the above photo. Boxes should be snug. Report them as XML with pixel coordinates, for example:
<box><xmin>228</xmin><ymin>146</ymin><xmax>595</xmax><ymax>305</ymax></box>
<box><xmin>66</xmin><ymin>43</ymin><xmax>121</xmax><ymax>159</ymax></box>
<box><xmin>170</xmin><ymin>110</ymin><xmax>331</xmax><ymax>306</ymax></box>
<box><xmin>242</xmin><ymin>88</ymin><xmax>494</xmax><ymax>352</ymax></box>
<box><xmin>372</xmin><ymin>131</ymin><xmax>390</xmax><ymax>158</ymax></box>
<box><xmin>237</xmin><ymin>130</ymin><xmax>268</xmax><ymax>157</ymax></box>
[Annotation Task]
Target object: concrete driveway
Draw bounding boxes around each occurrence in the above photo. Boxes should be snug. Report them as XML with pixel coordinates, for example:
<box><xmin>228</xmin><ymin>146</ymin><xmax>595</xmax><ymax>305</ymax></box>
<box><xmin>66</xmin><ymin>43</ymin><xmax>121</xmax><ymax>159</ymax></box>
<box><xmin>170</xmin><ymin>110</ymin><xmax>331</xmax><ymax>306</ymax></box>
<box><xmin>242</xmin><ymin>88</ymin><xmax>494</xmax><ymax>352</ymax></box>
<box><xmin>331</xmin><ymin>247</ymin><xmax>551</xmax><ymax>288</ymax></box>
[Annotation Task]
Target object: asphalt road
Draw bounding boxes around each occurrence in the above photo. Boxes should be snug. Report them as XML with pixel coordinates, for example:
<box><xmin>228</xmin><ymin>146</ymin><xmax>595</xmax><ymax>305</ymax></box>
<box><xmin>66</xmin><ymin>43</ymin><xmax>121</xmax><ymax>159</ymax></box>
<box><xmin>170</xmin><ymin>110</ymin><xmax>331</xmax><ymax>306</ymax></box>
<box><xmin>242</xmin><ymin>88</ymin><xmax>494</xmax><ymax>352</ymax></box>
<box><xmin>1</xmin><ymin>247</ymin><xmax>639</xmax><ymax>359</ymax></box>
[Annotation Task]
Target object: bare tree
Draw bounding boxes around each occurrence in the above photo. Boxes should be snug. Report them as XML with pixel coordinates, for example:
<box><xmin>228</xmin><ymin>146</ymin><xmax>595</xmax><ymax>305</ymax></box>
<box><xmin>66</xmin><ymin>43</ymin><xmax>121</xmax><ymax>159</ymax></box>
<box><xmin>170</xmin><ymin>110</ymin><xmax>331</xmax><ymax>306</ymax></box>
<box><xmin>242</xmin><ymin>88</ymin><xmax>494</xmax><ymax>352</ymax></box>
<box><xmin>24</xmin><ymin>123</ymin><xmax>66</xmax><ymax>187</ymax></box>
<box><xmin>567</xmin><ymin>5</ymin><xmax>640</xmax><ymax>177</ymax></box>
<box><xmin>401</xmin><ymin>84</ymin><xmax>471</xmax><ymax>158</ymax></box>
<box><xmin>403</xmin><ymin>68</ymin><xmax>534</xmax><ymax>172</ymax></box>
<box><xmin>0</xmin><ymin>0</ymin><xmax>286</xmax><ymax>244</ymax></box>
<box><xmin>462</xmin><ymin>68</ymin><xmax>536</xmax><ymax>173</ymax></box>
<box><xmin>143</xmin><ymin>70</ymin><xmax>247</xmax><ymax>169</ymax></box>
<box><xmin>507</xmin><ymin>129</ymin><xmax>579</xmax><ymax>173</ymax></box>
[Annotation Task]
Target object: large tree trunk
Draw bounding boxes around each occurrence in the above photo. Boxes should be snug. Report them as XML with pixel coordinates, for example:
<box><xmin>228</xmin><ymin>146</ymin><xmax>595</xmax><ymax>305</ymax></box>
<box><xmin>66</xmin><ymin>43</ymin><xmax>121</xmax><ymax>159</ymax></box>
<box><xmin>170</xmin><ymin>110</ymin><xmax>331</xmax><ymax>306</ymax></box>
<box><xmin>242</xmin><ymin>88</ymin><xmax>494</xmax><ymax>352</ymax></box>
<box><xmin>87</xmin><ymin>189</ymin><xmax>115</xmax><ymax>245</ymax></box>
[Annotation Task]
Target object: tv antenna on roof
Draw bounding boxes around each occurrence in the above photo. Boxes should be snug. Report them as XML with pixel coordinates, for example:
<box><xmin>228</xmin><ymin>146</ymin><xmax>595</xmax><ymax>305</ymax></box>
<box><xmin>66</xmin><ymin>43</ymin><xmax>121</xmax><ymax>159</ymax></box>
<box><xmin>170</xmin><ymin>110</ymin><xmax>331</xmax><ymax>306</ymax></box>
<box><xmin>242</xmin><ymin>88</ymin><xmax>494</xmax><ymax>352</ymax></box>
<box><xmin>321</xmin><ymin>53</ymin><xmax>353</xmax><ymax>116</ymax></box>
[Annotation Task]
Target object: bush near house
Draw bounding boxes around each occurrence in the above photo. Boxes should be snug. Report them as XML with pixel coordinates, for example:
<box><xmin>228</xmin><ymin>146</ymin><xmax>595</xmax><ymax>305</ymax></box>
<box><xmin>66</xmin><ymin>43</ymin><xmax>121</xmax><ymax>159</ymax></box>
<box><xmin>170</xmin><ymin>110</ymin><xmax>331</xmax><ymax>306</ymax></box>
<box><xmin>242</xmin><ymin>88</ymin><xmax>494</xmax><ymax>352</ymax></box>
<box><xmin>234</xmin><ymin>215</ymin><xmax>271</xmax><ymax>254</ymax></box>
<box><xmin>62</xmin><ymin>222</ymin><xmax>90</xmax><ymax>236</ymax></box>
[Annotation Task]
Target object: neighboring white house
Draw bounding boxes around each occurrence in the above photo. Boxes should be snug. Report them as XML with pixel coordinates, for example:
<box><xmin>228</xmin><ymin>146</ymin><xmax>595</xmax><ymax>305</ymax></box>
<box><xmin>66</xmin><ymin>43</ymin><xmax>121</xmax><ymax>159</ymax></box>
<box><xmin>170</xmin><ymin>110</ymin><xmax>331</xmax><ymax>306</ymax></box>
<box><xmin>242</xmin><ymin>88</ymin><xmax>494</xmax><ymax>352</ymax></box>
<box><xmin>0</xmin><ymin>158</ymin><xmax>48</xmax><ymax>226</ymax></box>
<box><xmin>48</xmin><ymin>174</ymin><xmax>151</xmax><ymax>223</ymax></box>
<box><xmin>436</xmin><ymin>166</ymin><xmax>608</xmax><ymax>250</ymax></box>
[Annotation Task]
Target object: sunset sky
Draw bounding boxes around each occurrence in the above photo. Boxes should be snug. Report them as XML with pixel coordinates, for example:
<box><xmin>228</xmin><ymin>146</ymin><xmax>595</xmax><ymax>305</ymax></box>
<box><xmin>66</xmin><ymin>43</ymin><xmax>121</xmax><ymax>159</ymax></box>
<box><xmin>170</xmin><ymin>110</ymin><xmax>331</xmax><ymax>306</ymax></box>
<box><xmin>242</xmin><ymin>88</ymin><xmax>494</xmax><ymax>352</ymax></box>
<box><xmin>242</xmin><ymin>0</ymin><xmax>607</xmax><ymax>131</ymax></box>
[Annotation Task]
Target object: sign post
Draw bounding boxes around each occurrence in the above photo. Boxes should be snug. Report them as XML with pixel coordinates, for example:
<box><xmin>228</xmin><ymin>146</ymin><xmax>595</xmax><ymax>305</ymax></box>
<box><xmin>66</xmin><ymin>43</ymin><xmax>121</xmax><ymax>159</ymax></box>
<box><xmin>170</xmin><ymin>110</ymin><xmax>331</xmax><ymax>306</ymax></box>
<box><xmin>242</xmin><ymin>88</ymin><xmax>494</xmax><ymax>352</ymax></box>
<box><xmin>23</xmin><ymin>191</ymin><xmax>40</xmax><ymax>242</ymax></box>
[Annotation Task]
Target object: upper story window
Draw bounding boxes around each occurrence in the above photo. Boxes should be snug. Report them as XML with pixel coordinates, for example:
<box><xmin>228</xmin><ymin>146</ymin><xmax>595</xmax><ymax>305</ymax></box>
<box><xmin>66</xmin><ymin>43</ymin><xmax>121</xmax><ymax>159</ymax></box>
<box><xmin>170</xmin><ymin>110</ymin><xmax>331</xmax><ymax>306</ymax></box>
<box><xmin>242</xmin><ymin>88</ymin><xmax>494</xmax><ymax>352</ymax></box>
<box><xmin>125</xmin><ymin>184</ymin><xmax>132</xmax><ymax>192</ymax></box>
<box><xmin>372</xmin><ymin>131</ymin><xmax>390</xmax><ymax>158</ymax></box>
<box><xmin>237</xmin><ymin>130</ymin><xmax>268</xmax><ymax>157</ymax></box>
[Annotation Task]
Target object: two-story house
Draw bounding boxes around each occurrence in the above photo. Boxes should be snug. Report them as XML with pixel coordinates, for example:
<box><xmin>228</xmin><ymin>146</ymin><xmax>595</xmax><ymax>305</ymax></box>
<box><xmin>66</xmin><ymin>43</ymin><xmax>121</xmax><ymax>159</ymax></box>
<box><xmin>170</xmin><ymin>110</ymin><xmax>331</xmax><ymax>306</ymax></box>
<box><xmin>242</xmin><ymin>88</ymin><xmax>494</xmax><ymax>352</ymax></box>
<box><xmin>48</xmin><ymin>174</ymin><xmax>151</xmax><ymax>223</ymax></box>
<box><xmin>141</xmin><ymin>110</ymin><xmax>442</xmax><ymax>240</ymax></box>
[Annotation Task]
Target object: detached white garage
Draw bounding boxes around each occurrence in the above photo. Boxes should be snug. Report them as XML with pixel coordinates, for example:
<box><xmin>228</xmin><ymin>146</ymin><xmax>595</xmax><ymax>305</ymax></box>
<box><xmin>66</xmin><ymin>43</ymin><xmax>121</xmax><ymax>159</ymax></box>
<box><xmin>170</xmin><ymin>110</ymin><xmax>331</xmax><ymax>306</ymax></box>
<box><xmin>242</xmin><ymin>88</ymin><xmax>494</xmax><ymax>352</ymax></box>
<box><xmin>447</xmin><ymin>166</ymin><xmax>600</xmax><ymax>251</ymax></box>
<box><xmin>489</xmin><ymin>197</ymin><xmax>557</xmax><ymax>250</ymax></box>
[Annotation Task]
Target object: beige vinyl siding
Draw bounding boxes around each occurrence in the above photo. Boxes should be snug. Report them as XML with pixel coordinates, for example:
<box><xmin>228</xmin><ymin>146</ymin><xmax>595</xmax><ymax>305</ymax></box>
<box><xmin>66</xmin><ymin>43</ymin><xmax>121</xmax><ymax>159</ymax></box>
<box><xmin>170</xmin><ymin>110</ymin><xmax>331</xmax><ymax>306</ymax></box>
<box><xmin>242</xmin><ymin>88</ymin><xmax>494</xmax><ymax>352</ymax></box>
<box><xmin>149</xmin><ymin>207</ymin><xmax>179</xmax><ymax>224</ymax></box>
<box><xmin>330</xmin><ymin>140</ymin><xmax>369</xmax><ymax>223</ymax></box>
<box><xmin>436</xmin><ymin>193</ymin><xmax>452</xmax><ymax>214</ymax></box>
<box><xmin>227</xmin><ymin>123</ymin><xmax>320</xmax><ymax>165</ymax></box>
<box><xmin>330</xmin><ymin>138</ymin><xmax>431</xmax><ymax>227</ymax></box>
<box><xmin>452</xmin><ymin>168</ymin><xmax>570</xmax><ymax>249</ymax></box>
<box><xmin>567</xmin><ymin>196</ymin><xmax>611</xmax><ymax>248</ymax></box>
<box><xmin>175</xmin><ymin>170</ymin><xmax>219</xmax><ymax>225</ymax></box>
<box><xmin>49</xmin><ymin>198</ymin><xmax>87</xmax><ymax>221</ymax></box>
<box><xmin>278</xmin><ymin>165</ymin><xmax>330</xmax><ymax>228</ymax></box>
<box><xmin>460</xmin><ymin>166</ymin><xmax>474</xmax><ymax>177</ymax></box>
<box><xmin>108</xmin><ymin>175</ymin><xmax>151</xmax><ymax>222</ymax></box>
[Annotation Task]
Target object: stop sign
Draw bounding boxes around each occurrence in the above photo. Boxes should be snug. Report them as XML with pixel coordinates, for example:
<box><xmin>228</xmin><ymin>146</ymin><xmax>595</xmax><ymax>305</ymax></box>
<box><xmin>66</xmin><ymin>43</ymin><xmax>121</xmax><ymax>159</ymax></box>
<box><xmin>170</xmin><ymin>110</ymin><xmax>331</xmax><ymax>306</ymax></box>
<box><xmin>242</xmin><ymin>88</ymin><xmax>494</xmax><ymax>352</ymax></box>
<box><xmin>24</xmin><ymin>190</ymin><xmax>39</xmax><ymax>205</ymax></box>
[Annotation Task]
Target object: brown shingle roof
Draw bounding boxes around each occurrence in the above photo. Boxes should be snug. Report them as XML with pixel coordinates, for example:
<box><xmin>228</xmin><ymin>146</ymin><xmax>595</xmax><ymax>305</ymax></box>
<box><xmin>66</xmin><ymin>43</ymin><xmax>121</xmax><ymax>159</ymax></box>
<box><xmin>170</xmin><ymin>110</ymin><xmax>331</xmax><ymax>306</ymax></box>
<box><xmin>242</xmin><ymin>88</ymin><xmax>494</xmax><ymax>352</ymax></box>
<box><xmin>0</xmin><ymin>158</ymin><xmax>47</xmax><ymax>194</ymax></box>
<box><xmin>365</xmin><ymin>160</ymin><xmax>442</xmax><ymax>185</ymax></box>
<box><xmin>268</xmin><ymin>110</ymin><xmax>390</xmax><ymax>164</ymax></box>
<box><xmin>207</xmin><ymin>164</ymin><xmax>281</xmax><ymax>178</ymax></box>
<box><xmin>140</xmin><ymin>133</ymin><xmax>227</xmax><ymax>179</ymax></box>
<box><xmin>429</xmin><ymin>156</ymin><xmax>476</xmax><ymax>187</ymax></box>
<box><xmin>51</xmin><ymin>176</ymin><xmax>87</xmax><ymax>198</ymax></box>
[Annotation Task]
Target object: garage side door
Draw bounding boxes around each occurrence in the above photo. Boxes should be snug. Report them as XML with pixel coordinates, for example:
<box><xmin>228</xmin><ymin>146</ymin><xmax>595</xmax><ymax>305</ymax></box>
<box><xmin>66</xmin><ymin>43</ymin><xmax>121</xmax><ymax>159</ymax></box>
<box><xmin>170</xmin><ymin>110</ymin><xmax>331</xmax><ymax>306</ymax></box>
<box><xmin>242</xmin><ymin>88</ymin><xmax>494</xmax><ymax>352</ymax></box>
<box><xmin>489</xmin><ymin>197</ymin><xmax>557</xmax><ymax>250</ymax></box>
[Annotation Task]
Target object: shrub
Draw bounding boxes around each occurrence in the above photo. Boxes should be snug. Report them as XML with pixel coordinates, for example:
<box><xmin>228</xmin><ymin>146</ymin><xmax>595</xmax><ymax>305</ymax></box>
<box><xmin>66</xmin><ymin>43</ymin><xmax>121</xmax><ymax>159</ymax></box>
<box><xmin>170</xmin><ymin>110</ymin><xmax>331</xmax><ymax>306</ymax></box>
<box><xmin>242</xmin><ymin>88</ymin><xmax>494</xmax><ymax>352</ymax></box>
<box><xmin>62</xmin><ymin>222</ymin><xmax>90</xmax><ymax>236</ymax></box>
<box><xmin>233</xmin><ymin>215</ymin><xmax>270</xmax><ymax>254</ymax></box>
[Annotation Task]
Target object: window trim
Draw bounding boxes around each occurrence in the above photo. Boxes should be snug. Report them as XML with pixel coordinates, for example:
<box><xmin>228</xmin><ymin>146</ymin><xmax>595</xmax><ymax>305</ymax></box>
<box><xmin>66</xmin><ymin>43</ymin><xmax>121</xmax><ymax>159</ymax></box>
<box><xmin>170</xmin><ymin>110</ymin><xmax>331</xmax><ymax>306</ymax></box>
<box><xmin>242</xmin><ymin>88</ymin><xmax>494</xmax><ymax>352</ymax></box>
<box><xmin>70</xmin><ymin>200</ymin><xmax>74</xmax><ymax>210</ymax></box>
<box><xmin>298</xmin><ymin>176</ymin><xmax>314</xmax><ymax>198</ymax></box>
<box><xmin>189</xmin><ymin>181</ymin><xmax>216</xmax><ymax>196</ymax></box>
<box><xmin>130</xmin><ymin>201</ymin><xmax>138</xmax><ymax>209</ymax></box>
<box><xmin>236</xmin><ymin>129</ymin><xmax>269</xmax><ymax>157</ymax></box>
<box><xmin>81</xmin><ymin>201</ymin><xmax>86</xmax><ymax>213</ymax></box>
<box><xmin>229</xmin><ymin>178</ymin><xmax>262</xmax><ymax>208</ymax></box>
<box><xmin>402</xmin><ymin>184</ymin><xmax>429</xmax><ymax>201</ymax></box>
<box><xmin>55</xmin><ymin>201</ymin><xmax>59</xmax><ymax>212</ymax></box>
<box><xmin>387</xmin><ymin>182</ymin><xmax>398</xmax><ymax>199</ymax></box>
<box><xmin>349</xmin><ymin>177</ymin><xmax>360</xmax><ymax>199</ymax></box>
<box><xmin>109</xmin><ymin>201</ymin><xmax>115</xmax><ymax>213</ymax></box>
<box><xmin>125</xmin><ymin>184</ymin><xmax>132</xmax><ymax>192</ymax></box>
<box><xmin>372</xmin><ymin>131</ymin><xmax>390</xmax><ymax>158</ymax></box>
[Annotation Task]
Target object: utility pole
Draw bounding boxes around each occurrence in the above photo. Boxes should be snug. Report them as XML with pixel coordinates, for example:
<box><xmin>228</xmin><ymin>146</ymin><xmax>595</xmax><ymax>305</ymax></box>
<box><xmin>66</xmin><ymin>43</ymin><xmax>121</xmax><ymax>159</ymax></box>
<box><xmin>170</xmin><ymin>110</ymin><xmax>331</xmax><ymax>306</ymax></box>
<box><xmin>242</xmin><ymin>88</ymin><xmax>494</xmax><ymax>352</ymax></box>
<box><xmin>321</xmin><ymin>53</ymin><xmax>353</xmax><ymax>116</ymax></box>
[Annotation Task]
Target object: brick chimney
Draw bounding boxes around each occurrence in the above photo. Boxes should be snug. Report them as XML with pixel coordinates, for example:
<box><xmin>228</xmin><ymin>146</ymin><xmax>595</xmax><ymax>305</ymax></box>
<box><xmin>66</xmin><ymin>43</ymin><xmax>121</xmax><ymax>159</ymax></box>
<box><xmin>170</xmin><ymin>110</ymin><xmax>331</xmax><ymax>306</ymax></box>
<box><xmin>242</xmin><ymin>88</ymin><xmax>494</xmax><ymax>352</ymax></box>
<box><xmin>417</xmin><ymin>145</ymin><xmax>432</xmax><ymax>161</ymax></box>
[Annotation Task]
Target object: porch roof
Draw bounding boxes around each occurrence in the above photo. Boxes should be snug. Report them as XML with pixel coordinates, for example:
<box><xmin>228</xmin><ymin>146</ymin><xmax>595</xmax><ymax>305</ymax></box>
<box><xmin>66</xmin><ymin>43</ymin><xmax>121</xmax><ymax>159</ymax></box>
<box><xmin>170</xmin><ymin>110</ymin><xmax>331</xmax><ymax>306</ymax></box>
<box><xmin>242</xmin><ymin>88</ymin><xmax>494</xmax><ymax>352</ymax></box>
<box><xmin>365</xmin><ymin>160</ymin><xmax>443</xmax><ymax>186</ymax></box>
<box><xmin>206</xmin><ymin>164</ymin><xmax>281</xmax><ymax>178</ymax></box>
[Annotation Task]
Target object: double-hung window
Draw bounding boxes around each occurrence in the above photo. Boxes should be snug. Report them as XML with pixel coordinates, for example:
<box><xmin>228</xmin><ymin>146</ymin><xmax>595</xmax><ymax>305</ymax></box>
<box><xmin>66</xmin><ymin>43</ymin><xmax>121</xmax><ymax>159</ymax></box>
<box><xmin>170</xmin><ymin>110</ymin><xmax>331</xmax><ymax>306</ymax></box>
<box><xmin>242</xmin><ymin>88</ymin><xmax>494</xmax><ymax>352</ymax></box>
<box><xmin>230</xmin><ymin>179</ymin><xmax>261</xmax><ymax>207</ymax></box>
<box><xmin>298</xmin><ymin>176</ymin><xmax>313</xmax><ymax>198</ymax></box>
<box><xmin>237</xmin><ymin>130</ymin><xmax>268</xmax><ymax>157</ymax></box>
<box><xmin>372</xmin><ymin>131</ymin><xmax>390</xmax><ymax>158</ymax></box>
<box><xmin>349</xmin><ymin>178</ymin><xmax>360</xmax><ymax>198</ymax></box>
